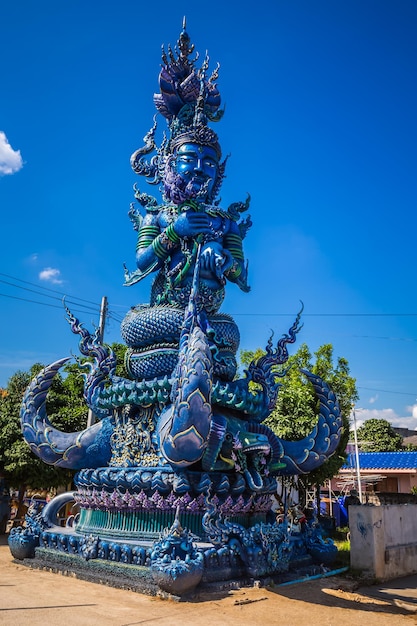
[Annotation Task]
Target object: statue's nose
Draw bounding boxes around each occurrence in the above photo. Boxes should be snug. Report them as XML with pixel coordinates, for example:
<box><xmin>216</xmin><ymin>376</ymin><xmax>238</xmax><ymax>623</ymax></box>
<box><xmin>194</xmin><ymin>158</ymin><xmax>204</xmax><ymax>173</ymax></box>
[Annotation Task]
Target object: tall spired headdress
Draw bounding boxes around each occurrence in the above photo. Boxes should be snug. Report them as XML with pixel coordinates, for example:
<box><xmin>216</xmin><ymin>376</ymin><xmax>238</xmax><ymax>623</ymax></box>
<box><xmin>130</xmin><ymin>19</ymin><xmax>225</xmax><ymax>188</ymax></box>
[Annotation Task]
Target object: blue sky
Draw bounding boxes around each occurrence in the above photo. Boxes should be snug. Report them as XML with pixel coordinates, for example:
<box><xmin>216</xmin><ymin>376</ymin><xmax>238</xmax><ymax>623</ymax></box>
<box><xmin>1</xmin><ymin>1</ymin><xmax>417</xmax><ymax>430</ymax></box>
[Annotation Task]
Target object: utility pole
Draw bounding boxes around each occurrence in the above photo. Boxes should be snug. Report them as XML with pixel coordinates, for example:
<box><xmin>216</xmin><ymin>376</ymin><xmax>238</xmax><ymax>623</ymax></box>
<box><xmin>98</xmin><ymin>295</ymin><xmax>108</xmax><ymax>347</ymax></box>
<box><xmin>352</xmin><ymin>408</ymin><xmax>363</xmax><ymax>503</ymax></box>
<box><xmin>87</xmin><ymin>296</ymin><xmax>108</xmax><ymax>428</ymax></box>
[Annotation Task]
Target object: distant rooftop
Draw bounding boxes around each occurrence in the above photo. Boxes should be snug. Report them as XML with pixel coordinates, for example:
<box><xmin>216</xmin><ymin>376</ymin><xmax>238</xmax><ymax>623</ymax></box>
<box><xmin>343</xmin><ymin>451</ymin><xmax>417</xmax><ymax>470</ymax></box>
<box><xmin>393</xmin><ymin>427</ymin><xmax>417</xmax><ymax>437</ymax></box>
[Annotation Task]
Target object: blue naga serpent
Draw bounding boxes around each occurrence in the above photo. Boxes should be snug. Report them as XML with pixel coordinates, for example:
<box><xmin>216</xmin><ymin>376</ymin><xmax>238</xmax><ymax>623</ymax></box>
<box><xmin>20</xmin><ymin>293</ymin><xmax>342</xmax><ymax>483</ymax></box>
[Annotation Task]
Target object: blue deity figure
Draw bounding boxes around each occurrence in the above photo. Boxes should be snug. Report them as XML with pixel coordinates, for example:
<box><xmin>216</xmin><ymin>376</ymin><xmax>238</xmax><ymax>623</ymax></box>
<box><xmin>132</xmin><ymin>139</ymin><xmax>249</xmax><ymax>314</ymax></box>
<box><xmin>126</xmin><ymin>121</ymin><xmax>250</xmax><ymax>317</ymax></box>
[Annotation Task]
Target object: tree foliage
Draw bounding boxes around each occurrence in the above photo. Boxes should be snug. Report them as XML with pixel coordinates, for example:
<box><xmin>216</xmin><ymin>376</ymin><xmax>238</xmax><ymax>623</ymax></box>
<box><xmin>241</xmin><ymin>343</ymin><xmax>358</xmax><ymax>487</ymax></box>
<box><xmin>0</xmin><ymin>343</ymin><xmax>127</xmax><ymax>491</ymax></box>
<box><xmin>0</xmin><ymin>364</ymin><xmax>83</xmax><ymax>492</ymax></box>
<box><xmin>356</xmin><ymin>418</ymin><xmax>403</xmax><ymax>452</ymax></box>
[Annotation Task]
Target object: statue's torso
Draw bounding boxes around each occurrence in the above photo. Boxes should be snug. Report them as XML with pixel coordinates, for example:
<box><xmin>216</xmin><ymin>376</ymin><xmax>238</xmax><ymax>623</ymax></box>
<box><xmin>150</xmin><ymin>207</ymin><xmax>233</xmax><ymax>312</ymax></box>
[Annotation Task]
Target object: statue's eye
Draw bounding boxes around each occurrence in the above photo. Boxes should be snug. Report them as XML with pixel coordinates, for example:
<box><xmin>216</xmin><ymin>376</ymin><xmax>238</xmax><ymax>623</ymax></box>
<box><xmin>178</xmin><ymin>154</ymin><xmax>195</xmax><ymax>163</ymax></box>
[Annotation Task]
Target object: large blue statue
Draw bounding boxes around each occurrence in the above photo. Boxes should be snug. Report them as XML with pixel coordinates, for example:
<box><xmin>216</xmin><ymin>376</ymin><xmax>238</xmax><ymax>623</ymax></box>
<box><xmin>9</xmin><ymin>22</ymin><xmax>342</xmax><ymax>595</ymax></box>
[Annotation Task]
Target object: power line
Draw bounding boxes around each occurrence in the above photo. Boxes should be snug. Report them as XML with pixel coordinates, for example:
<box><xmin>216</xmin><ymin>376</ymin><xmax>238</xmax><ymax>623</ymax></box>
<box><xmin>231</xmin><ymin>312</ymin><xmax>417</xmax><ymax>317</ymax></box>
<box><xmin>0</xmin><ymin>272</ymin><xmax>100</xmax><ymax>306</ymax></box>
<box><xmin>358</xmin><ymin>386</ymin><xmax>417</xmax><ymax>397</ymax></box>
<box><xmin>0</xmin><ymin>278</ymin><xmax>100</xmax><ymax>314</ymax></box>
<box><xmin>0</xmin><ymin>292</ymin><xmax>99</xmax><ymax>317</ymax></box>
<box><xmin>3</xmin><ymin>272</ymin><xmax>417</xmax><ymax>319</ymax></box>
<box><xmin>0</xmin><ymin>282</ymin><xmax>123</xmax><ymax>324</ymax></box>
<box><xmin>351</xmin><ymin>335</ymin><xmax>417</xmax><ymax>342</ymax></box>
<box><xmin>3</xmin><ymin>290</ymin><xmax>416</xmax><ymax>340</ymax></box>
<box><xmin>106</xmin><ymin>311</ymin><xmax>125</xmax><ymax>324</ymax></box>
<box><xmin>0</xmin><ymin>272</ymin><xmax>127</xmax><ymax>323</ymax></box>
<box><xmin>3</xmin><ymin>278</ymin><xmax>417</xmax><ymax>399</ymax></box>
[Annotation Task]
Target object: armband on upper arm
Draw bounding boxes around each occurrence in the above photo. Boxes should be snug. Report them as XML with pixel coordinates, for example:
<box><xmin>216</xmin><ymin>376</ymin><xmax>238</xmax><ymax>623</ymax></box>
<box><xmin>136</xmin><ymin>224</ymin><xmax>159</xmax><ymax>252</ymax></box>
<box><xmin>223</xmin><ymin>232</ymin><xmax>244</xmax><ymax>261</ymax></box>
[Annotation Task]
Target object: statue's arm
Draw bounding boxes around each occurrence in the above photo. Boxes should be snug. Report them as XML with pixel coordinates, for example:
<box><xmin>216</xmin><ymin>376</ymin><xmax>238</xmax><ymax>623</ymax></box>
<box><xmin>135</xmin><ymin>213</ymin><xmax>180</xmax><ymax>273</ymax></box>
<box><xmin>223</xmin><ymin>221</ymin><xmax>250</xmax><ymax>292</ymax></box>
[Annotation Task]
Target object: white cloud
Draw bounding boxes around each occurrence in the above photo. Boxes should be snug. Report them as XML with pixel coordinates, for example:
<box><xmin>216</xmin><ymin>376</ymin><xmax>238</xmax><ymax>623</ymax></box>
<box><xmin>0</xmin><ymin>131</ymin><xmax>23</xmax><ymax>176</ymax></box>
<box><xmin>39</xmin><ymin>267</ymin><xmax>63</xmax><ymax>284</ymax></box>
<box><xmin>407</xmin><ymin>404</ymin><xmax>417</xmax><ymax>420</ymax></box>
<box><xmin>369</xmin><ymin>395</ymin><xmax>378</xmax><ymax>404</ymax></box>
<box><xmin>354</xmin><ymin>407</ymin><xmax>417</xmax><ymax>431</ymax></box>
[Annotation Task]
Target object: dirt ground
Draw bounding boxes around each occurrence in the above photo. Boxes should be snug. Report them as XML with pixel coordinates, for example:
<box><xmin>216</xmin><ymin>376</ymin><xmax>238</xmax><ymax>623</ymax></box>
<box><xmin>1</xmin><ymin>534</ymin><xmax>417</xmax><ymax>626</ymax></box>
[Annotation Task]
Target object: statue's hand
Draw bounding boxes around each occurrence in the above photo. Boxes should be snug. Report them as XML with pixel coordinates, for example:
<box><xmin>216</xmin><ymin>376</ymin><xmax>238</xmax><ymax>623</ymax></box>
<box><xmin>200</xmin><ymin>242</ymin><xmax>230</xmax><ymax>281</ymax></box>
<box><xmin>173</xmin><ymin>210</ymin><xmax>211</xmax><ymax>239</ymax></box>
<box><xmin>221</xmin><ymin>249</ymin><xmax>233</xmax><ymax>274</ymax></box>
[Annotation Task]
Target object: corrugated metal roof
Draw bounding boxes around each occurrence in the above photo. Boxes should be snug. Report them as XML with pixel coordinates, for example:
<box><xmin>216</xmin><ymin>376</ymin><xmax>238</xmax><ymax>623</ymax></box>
<box><xmin>343</xmin><ymin>451</ymin><xmax>417</xmax><ymax>470</ymax></box>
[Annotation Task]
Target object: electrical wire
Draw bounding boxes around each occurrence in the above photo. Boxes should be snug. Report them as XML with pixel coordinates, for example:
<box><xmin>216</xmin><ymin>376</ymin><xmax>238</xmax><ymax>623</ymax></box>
<box><xmin>0</xmin><ymin>292</ymin><xmax>99</xmax><ymax>316</ymax></box>
<box><xmin>358</xmin><ymin>387</ymin><xmax>417</xmax><ymax>397</ymax></box>
<box><xmin>230</xmin><ymin>312</ymin><xmax>417</xmax><ymax>317</ymax></box>
<box><xmin>0</xmin><ymin>272</ymin><xmax>99</xmax><ymax>306</ymax></box>
<box><xmin>3</xmin><ymin>273</ymin><xmax>417</xmax><ymax>399</ymax></box>
<box><xmin>3</xmin><ymin>271</ymin><xmax>417</xmax><ymax>320</ymax></box>
<box><xmin>0</xmin><ymin>279</ymin><xmax>100</xmax><ymax>314</ymax></box>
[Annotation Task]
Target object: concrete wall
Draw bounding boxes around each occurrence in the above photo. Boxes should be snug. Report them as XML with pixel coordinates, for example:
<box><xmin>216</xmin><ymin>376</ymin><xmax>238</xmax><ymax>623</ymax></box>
<box><xmin>350</xmin><ymin>504</ymin><xmax>417</xmax><ymax>580</ymax></box>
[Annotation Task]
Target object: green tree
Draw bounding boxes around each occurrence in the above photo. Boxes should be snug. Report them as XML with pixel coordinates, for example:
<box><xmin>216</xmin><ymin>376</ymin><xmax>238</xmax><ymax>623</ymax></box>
<box><xmin>356</xmin><ymin>418</ymin><xmax>403</xmax><ymax>452</ymax></box>
<box><xmin>111</xmin><ymin>342</ymin><xmax>128</xmax><ymax>378</ymax></box>
<box><xmin>0</xmin><ymin>343</ymin><xmax>127</xmax><ymax>513</ymax></box>
<box><xmin>0</xmin><ymin>366</ymin><xmax>70</xmax><ymax>520</ymax></box>
<box><xmin>241</xmin><ymin>343</ymin><xmax>358</xmax><ymax>498</ymax></box>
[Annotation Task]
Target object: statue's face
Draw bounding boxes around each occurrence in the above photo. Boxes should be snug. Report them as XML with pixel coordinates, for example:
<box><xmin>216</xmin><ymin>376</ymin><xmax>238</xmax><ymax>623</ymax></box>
<box><xmin>174</xmin><ymin>143</ymin><xmax>219</xmax><ymax>199</ymax></box>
